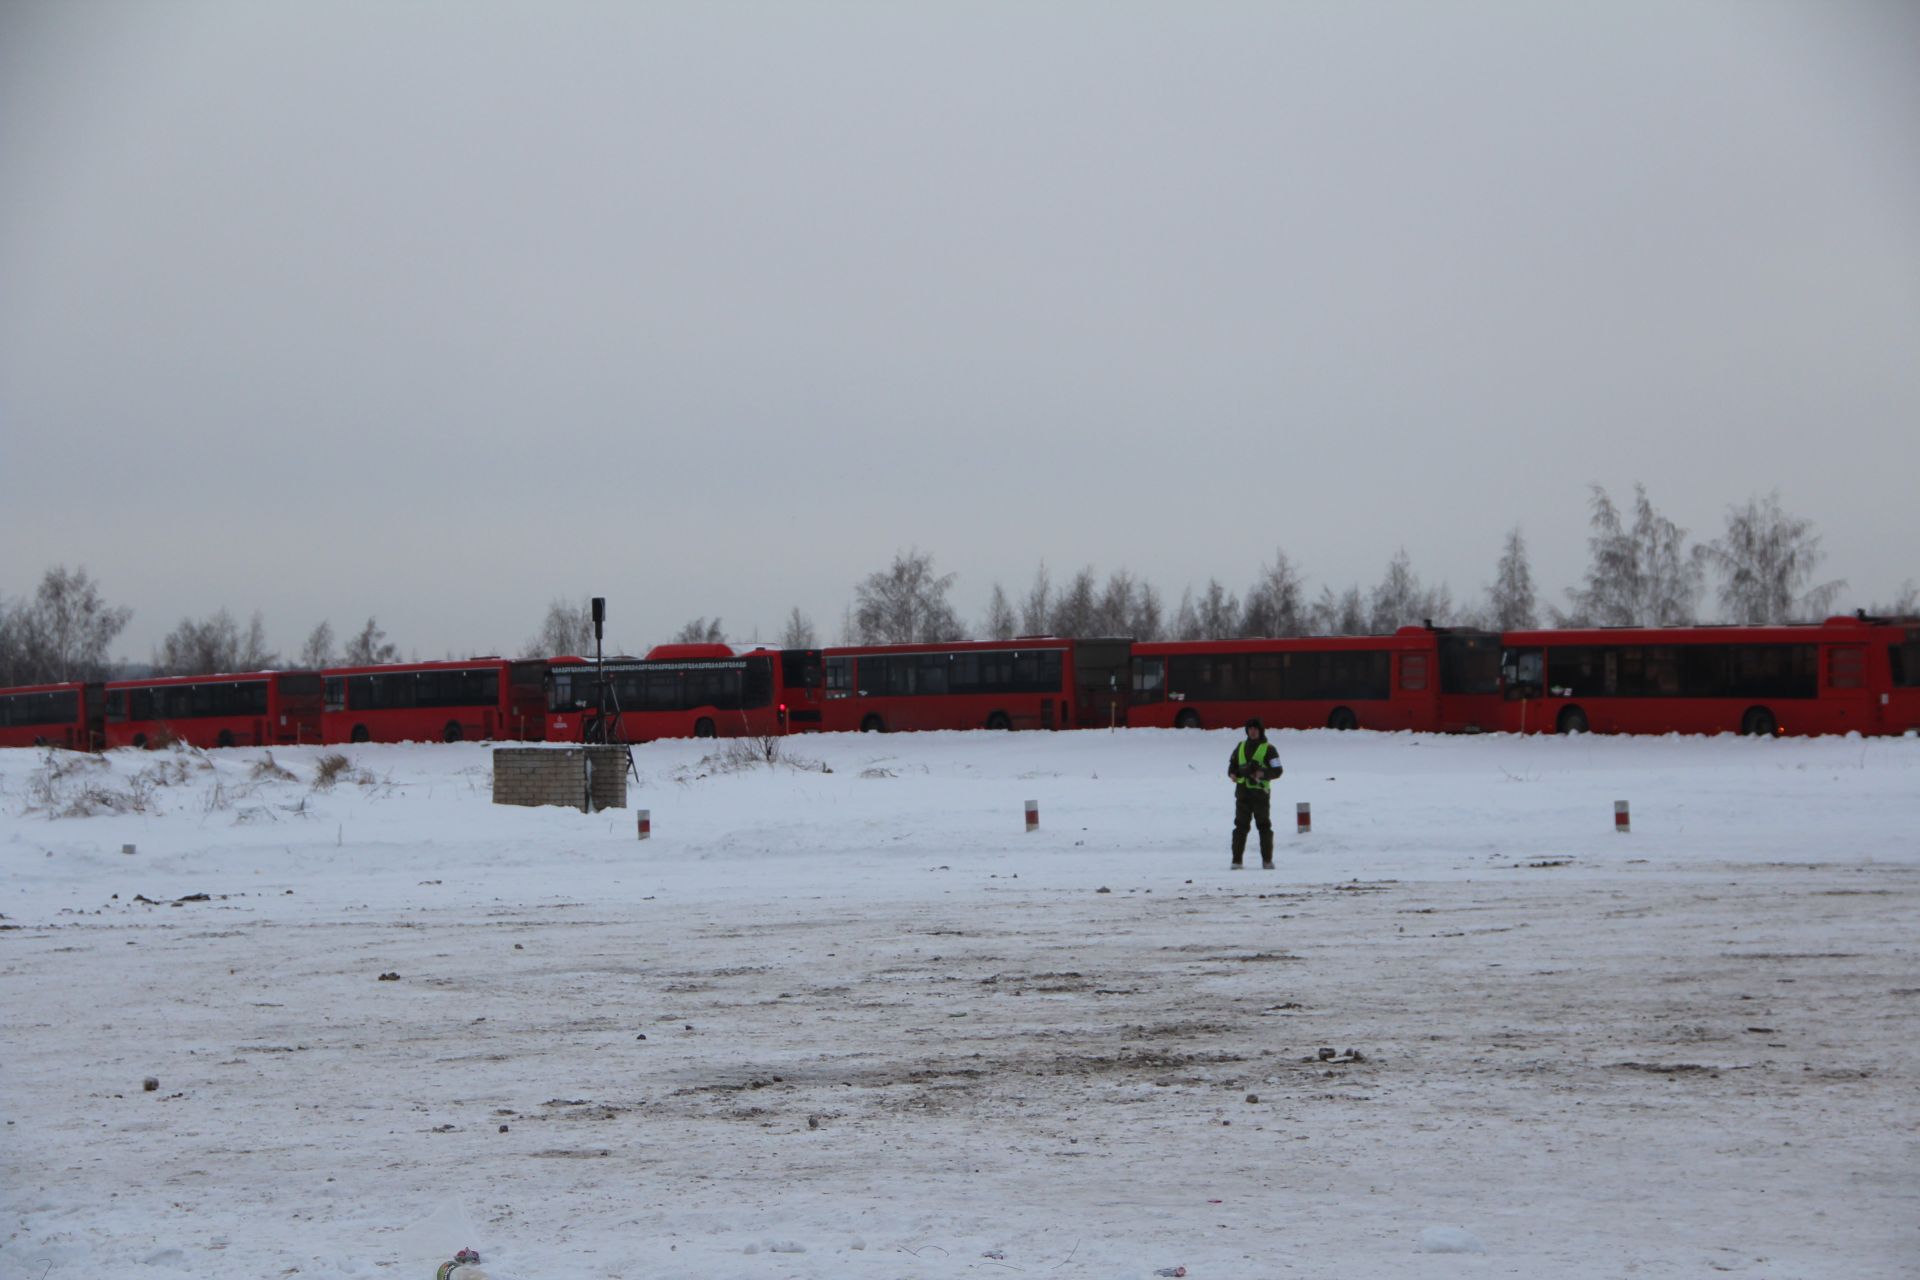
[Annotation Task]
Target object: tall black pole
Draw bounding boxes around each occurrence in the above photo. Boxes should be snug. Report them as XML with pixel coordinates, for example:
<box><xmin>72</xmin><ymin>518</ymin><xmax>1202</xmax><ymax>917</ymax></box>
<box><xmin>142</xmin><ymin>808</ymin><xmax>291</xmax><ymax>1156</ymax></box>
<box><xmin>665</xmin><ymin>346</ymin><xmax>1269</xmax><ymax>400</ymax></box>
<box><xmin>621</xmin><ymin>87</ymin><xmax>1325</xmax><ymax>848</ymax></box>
<box><xmin>591</xmin><ymin>597</ymin><xmax>606</xmax><ymax>744</ymax></box>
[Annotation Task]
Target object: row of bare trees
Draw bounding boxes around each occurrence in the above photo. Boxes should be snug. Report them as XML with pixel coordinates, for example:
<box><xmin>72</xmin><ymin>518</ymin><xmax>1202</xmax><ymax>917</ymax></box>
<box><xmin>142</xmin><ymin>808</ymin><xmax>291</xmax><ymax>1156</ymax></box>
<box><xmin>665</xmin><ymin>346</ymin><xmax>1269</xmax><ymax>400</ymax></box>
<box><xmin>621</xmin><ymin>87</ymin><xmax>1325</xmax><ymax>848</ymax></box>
<box><xmin>663</xmin><ymin>485</ymin><xmax>1910</xmax><ymax>647</ymax></box>
<box><xmin>0</xmin><ymin>570</ymin><xmax>403</xmax><ymax>684</ymax></box>
<box><xmin>8</xmin><ymin>486</ymin><xmax>1915</xmax><ymax>679</ymax></box>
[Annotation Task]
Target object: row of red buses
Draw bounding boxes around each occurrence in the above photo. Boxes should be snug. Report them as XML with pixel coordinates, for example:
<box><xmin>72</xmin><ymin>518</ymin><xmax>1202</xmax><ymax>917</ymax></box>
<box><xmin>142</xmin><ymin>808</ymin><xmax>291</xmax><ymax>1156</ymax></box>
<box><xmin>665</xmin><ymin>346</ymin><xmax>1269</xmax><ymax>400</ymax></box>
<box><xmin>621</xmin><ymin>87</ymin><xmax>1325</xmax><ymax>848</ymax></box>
<box><xmin>3</xmin><ymin>617</ymin><xmax>1914</xmax><ymax>749</ymax></box>
<box><xmin>322</xmin><ymin>658</ymin><xmax>548</xmax><ymax>743</ymax></box>
<box><xmin>103</xmin><ymin>672</ymin><xmax>325</xmax><ymax>749</ymax></box>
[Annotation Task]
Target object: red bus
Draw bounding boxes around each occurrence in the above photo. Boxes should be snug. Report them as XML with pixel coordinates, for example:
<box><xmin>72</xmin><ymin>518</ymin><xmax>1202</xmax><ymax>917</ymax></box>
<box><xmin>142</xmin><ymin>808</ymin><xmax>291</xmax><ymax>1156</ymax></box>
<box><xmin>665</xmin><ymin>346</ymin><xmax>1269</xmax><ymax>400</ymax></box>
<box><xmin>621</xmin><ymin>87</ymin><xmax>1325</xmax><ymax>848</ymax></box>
<box><xmin>819</xmin><ymin>638</ymin><xmax>1133</xmax><ymax>732</ymax></box>
<box><xmin>0</xmin><ymin>681</ymin><xmax>105</xmax><ymax>750</ymax></box>
<box><xmin>1497</xmin><ymin>616</ymin><xmax>1919</xmax><ymax>736</ymax></box>
<box><xmin>1885</xmin><ymin>618</ymin><xmax>1920</xmax><ymax>734</ymax></box>
<box><xmin>546</xmin><ymin>645</ymin><xmax>824</xmax><ymax>742</ymax></box>
<box><xmin>104</xmin><ymin>671</ymin><xmax>324</xmax><ymax>749</ymax></box>
<box><xmin>322</xmin><ymin>658</ymin><xmax>549</xmax><ymax>743</ymax></box>
<box><xmin>1128</xmin><ymin>626</ymin><xmax>1501</xmax><ymax>733</ymax></box>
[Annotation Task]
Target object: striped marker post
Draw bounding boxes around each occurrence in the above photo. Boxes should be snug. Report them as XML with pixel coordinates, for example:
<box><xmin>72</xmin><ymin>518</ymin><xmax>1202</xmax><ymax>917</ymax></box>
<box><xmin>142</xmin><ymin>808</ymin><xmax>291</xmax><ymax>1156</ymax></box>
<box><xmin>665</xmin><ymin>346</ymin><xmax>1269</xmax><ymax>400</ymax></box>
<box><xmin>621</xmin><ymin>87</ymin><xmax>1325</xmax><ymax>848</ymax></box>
<box><xmin>1296</xmin><ymin>802</ymin><xmax>1311</xmax><ymax>835</ymax></box>
<box><xmin>1025</xmin><ymin>799</ymin><xmax>1039</xmax><ymax>833</ymax></box>
<box><xmin>1614</xmin><ymin>800</ymin><xmax>1630</xmax><ymax>834</ymax></box>
<box><xmin>637</xmin><ymin>808</ymin><xmax>651</xmax><ymax>840</ymax></box>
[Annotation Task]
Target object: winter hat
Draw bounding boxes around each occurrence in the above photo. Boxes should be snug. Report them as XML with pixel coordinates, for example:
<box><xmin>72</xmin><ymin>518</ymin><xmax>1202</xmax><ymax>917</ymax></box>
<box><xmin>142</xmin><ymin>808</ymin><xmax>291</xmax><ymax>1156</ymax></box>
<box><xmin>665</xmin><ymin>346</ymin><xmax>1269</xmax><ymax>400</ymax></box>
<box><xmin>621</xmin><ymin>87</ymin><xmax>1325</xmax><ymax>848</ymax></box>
<box><xmin>1244</xmin><ymin>718</ymin><xmax>1264</xmax><ymax>732</ymax></box>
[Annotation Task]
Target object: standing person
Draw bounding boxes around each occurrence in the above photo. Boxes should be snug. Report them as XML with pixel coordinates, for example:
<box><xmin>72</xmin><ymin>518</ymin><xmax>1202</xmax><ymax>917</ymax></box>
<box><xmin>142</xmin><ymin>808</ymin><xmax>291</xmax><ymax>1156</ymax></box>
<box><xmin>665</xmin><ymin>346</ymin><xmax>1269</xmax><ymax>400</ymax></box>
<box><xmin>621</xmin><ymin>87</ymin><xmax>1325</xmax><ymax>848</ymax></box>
<box><xmin>1228</xmin><ymin>717</ymin><xmax>1282</xmax><ymax>869</ymax></box>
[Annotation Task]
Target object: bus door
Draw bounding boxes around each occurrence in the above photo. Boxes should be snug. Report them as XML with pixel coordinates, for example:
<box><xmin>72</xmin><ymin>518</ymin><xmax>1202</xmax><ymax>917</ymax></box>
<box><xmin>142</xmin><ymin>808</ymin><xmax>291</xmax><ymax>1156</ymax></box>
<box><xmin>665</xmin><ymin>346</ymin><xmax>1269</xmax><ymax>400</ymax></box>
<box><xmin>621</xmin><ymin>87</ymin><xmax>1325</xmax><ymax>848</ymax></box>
<box><xmin>83</xmin><ymin>682</ymin><xmax>107</xmax><ymax>750</ymax></box>
<box><xmin>1071</xmin><ymin>640</ymin><xmax>1133</xmax><ymax>729</ymax></box>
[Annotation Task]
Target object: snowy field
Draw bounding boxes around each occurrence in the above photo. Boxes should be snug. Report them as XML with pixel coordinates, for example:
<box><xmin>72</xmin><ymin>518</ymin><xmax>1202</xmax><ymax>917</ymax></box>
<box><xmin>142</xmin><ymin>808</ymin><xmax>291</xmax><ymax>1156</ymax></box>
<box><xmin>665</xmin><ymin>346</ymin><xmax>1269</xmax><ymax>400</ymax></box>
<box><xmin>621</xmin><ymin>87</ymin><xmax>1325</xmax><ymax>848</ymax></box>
<box><xmin>3</xmin><ymin>728</ymin><xmax>1917</xmax><ymax>1280</ymax></box>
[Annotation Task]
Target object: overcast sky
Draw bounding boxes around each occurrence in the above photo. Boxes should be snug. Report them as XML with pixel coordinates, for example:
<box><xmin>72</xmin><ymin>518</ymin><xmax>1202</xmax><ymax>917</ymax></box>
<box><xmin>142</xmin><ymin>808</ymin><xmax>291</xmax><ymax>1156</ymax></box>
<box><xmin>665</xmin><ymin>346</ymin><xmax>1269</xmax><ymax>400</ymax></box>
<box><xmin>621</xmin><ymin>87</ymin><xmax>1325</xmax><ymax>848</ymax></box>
<box><xmin>3</xmin><ymin>1</ymin><xmax>1916</xmax><ymax>660</ymax></box>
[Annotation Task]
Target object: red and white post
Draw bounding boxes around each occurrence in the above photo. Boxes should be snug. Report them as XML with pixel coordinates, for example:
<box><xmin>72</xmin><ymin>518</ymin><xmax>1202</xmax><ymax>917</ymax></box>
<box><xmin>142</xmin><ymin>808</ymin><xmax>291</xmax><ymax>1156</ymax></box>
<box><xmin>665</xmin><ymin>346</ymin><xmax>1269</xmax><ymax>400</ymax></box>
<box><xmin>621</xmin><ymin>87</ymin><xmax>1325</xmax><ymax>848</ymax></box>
<box><xmin>1024</xmin><ymin>799</ymin><xmax>1039</xmax><ymax>832</ymax></box>
<box><xmin>637</xmin><ymin>808</ymin><xmax>652</xmax><ymax>840</ymax></box>
<box><xmin>1296</xmin><ymin>801</ymin><xmax>1311</xmax><ymax>835</ymax></box>
<box><xmin>1614</xmin><ymin>800</ymin><xmax>1630</xmax><ymax>834</ymax></box>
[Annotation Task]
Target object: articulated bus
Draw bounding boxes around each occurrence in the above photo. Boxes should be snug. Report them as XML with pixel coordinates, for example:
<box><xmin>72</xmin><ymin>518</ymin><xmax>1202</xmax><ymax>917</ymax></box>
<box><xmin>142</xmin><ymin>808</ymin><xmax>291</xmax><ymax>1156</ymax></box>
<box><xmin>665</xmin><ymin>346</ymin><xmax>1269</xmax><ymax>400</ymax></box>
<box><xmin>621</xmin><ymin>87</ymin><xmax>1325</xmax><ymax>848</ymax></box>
<box><xmin>0</xmin><ymin>681</ymin><xmax>105</xmax><ymax>749</ymax></box>
<box><xmin>322</xmin><ymin>658</ymin><xmax>548</xmax><ymax>743</ymax></box>
<box><xmin>1128</xmin><ymin>627</ymin><xmax>1504</xmax><ymax>733</ymax></box>
<box><xmin>546</xmin><ymin>645</ymin><xmax>825</xmax><ymax>742</ymax></box>
<box><xmin>103</xmin><ymin>671</ymin><xmax>325</xmax><ymax>749</ymax></box>
<box><xmin>1498</xmin><ymin>616</ymin><xmax>1920</xmax><ymax>736</ymax></box>
<box><xmin>820</xmin><ymin>638</ymin><xmax>1133</xmax><ymax>732</ymax></box>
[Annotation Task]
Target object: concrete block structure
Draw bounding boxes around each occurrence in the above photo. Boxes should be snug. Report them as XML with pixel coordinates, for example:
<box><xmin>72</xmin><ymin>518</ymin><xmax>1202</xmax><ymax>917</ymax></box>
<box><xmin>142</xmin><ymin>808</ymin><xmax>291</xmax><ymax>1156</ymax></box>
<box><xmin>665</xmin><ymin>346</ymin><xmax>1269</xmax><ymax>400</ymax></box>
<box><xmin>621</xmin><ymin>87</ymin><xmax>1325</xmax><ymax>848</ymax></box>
<box><xmin>492</xmin><ymin>746</ymin><xmax>628</xmax><ymax>812</ymax></box>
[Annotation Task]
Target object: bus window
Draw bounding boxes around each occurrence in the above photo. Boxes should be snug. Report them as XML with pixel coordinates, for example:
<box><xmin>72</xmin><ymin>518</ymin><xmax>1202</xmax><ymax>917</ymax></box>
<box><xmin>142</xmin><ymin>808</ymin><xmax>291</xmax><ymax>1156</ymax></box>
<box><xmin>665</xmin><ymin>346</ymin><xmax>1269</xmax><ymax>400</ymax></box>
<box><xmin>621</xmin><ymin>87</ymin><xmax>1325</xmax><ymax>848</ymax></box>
<box><xmin>1502</xmin><ymin>648</ymin><xmax>1543</xmax><ymax>700</ymax></box>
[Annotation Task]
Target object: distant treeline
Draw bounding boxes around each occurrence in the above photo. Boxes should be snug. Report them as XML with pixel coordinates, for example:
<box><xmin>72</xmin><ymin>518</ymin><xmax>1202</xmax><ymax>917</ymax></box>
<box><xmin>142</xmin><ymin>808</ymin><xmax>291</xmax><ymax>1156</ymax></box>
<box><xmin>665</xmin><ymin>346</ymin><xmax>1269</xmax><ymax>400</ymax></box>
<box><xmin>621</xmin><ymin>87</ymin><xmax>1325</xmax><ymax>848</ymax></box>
<box><xmin>4</xmin><ymin>484</ymin><xmax>1914</xmax><ymax>684</ymax></box>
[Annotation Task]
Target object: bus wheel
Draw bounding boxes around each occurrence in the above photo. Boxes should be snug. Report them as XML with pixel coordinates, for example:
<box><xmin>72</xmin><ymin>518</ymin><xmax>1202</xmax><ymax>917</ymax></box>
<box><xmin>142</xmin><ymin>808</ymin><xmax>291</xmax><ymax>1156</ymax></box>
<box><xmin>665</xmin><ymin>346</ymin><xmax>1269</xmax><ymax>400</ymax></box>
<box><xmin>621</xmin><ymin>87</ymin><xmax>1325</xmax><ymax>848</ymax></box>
<box><xmin>860</xmin><ymin>715</ymin><xmax>885</xmax><ymax>734</ymax></box>
<box><xmin>216</xmin><ymin>730</ymin><xmax>235</xmax><ymax>748</ymax></box>
<box><xmin>350</xmin><ymin>724</ymin><xmax>370</xmax><ymax>744</ymax></box>
<box><xmin>1174</xmin><ymin>708</ymin><xmax>1202</xmax><ymax>730</ymax></box>
<box><xmin>1327</xmin><ymin>707</ymin><xmax>1358</xmax><ymax>731</ymax></box>
<box><xmin>132</xmin><ymin>733</ymin><xmax>148</xmax><ymax>749</ymax></box>
<box><xmin>1741</xmin><ymin>706</ymin><xmax>1777</xmax><ymax>737</ymax></box>
<box><xmin>985</xmin><ymin>712</ymin><xmax>1011</xmax><ymax>731</ymax></box>
<box><xmin>694</xmin><ymin>718</ymin><xmax>716</xmax><ymax>738</ymax></box>
<box><xmin>443</xmin><ymin>721</ymin><xmax>463</xmax><ymax>743</ymax></box>
<box><xmin>1557</xmin><ymin>706</ymin><xmax>1589</xmax><ymax>735</ymax></box>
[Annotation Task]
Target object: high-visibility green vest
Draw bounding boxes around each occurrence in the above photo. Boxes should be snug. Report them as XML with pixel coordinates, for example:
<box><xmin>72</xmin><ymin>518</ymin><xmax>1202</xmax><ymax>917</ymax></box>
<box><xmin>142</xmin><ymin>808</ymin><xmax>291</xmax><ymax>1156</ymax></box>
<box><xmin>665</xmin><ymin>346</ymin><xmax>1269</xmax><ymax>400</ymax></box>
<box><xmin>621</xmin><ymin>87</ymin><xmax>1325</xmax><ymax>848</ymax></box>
<box><xmin>1235</xmin><ymin>740</ymin><xmax>1276</xmax><ymax>792</ymax></box>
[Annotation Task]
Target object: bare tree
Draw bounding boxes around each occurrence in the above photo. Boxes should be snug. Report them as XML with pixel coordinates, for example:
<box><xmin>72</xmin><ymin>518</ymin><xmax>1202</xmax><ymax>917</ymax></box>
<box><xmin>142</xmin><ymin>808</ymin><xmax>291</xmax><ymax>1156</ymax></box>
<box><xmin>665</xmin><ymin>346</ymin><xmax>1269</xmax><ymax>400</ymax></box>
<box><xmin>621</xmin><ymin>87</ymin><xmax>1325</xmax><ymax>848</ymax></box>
<box><xmin>239</xmin><ymin>611</ymin><xmax>276</xmax><ymax>669</ymax></box>
<box><xmin>852</xmin><ymin>548</ymin><xmax>964</xmax><ymax>644</ymax></box>
<box><xmin>1702</xmin><ymin>491</ymin><xmax>1844</xmax><ymax>623</ymax></box>
<box><xmin>1129</xmin><ymin>580</ymin><xmax>1166</xmax><ymax>641</ymax></box>
<box><xmin>1242</xmin><ymin>549</ymin><xmax>1307</xmax><ymax>637</ymax></box>
<box><xmin>1484</xmin><ymin>527</ymin><xmax>1539</xmax><ymax>630</ymax></box>
<box><xmin>1194</xmin><ymin>579</ymin><xmax>1241</xmax><ymax>639</ymax></box>
<box><xmin>1089</xmin><ymin>569</ymin><xmax>1136</xmax><ymax>636</ymax></box>
<box><xmin>299</xmin><ymin>621</ymin><xmax>337</xmax><ymax>669</ymax></box>
<box><xmin>980</xmin><ymin>585</ymin><xmax>1018</xmax><ymax>640</ymax></box>
<box><xmin>1307</xmin><ymin>584</ymin><xmax>1369</xmax><ymax>636</ymax></box>
<box><xmin>0</xmin><ymin>595</ymin><xmax>24</xmax><ymax>686</ymax></box>
<box><xmin>159</xmin><ymin>609</ymin><xmax>242</xmax><ymax>675</ymax></box>
<box><xmin>1049</xmin><ymin>566</ymin><xmax>1099</xmax><ymax>637</ymax></box>
<box><xmin>525</xmin><ymin>598</ymin><xmax>597</xmax><ymax>657</ymax></box>
<box><xmin>1367</xmin><ymin>550</ymin><xmax>1452</xmax><ymax>633</ymax></box>
<box><xmin>779</xmin><ymin>607</ymin><xmax>817</xmax><ymax>649</ymax></box>
<box><xmin>1561</xmin><ymin>483</ymin><xmax>1703</xmax><ymax>626</ymax></box>
<box><xmin>5</xmin><ymin>565</ymin><xmax>131</xmax><ymax>684</ymax></box>
<box><xmin>343</xmin><ymin>617</ymin><xmax>398</xmax><ymax>666</ymax></box>
<box><xmin>1172</xmin><ymin>586</ymin><xmax>1201</xmax><ymax>641</ymax></box>
<box><xmin>1019</xmin><ymin>562</ymin><xmax>1053</xmax><ymax>635</ymax></box>
<box><xmin>672</xmin><ymin>617</ymin><xmax>726</xmax><ymax>644</ymax></box>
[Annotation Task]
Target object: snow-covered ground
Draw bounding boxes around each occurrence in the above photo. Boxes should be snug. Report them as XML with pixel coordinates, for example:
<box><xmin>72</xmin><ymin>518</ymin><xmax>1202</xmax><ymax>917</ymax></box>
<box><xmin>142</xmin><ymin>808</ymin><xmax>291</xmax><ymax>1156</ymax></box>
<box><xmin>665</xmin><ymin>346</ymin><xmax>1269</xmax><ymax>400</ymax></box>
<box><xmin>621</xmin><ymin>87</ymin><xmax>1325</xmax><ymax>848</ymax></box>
<box><xmin>3</xmin><ymin>728</ymin><xmax>1916</xmax><ymax>1279</ymax></box>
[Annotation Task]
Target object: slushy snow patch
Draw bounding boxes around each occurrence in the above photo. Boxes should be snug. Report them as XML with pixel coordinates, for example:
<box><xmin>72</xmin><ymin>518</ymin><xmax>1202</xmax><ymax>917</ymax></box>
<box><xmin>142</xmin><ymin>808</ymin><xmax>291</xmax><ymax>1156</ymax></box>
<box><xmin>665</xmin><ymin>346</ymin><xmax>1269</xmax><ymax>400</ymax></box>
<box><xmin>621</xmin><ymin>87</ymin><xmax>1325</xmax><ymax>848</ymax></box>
<box><xmin>1420</xmin><ymin>1225</ymin><xmax>1488</xmax><ymax>1253</ymax></box>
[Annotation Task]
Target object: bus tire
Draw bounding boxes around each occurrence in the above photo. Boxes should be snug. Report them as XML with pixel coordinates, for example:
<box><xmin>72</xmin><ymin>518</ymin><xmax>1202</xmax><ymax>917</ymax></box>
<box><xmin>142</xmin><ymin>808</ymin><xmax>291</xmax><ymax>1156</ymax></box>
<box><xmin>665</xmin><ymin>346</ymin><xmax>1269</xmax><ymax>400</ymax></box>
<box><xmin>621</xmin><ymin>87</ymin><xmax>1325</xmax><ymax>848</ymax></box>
<box><xmin>443</xmin><ymin>721</ymin><xmax>463</xmax><ymax>743</ymax></box>
<box><xmin>1327</xmin><ymin>707</ymin><xmax>1358</xmax><ymax>731</ymax></box>
<box><xmin>1174</xmin><ymin>708</ymin><xmax>1202</xmax><ymax>730</ymax></box>
<box><xmin>1741</xmin><ymin>706</ymin><xmax>1777</xmax><ymax>737</ymax></box>
<box><xmin>132</xmin><ymin>733</ymin><xmax>148</xmax><ymax>749</ymax></box>
<box><xmin>985</xmin><ymin>712</ymin><xmax>1011</xmax><ymax>731</ymax></box>
<box><xmin>350</xmin><ymin>724</ymin><xmax>370</xmax><ymax>744</ymax></box>
<box><xmin>860</xmin><ymin>715</ymin><xmax>885</xmax><ymax>734</ymax></box>
<box><xmin>1557</xmin><ymin>706</ymin><xmax>1589</xmax><ymax>735</ymax></box>
<box><xmin>216</xmin><ymin>730</ymin><xmax>235</xmax><ymax>748</ymax></box>
<box><xmin>694</xmin><ymin>718</ymin><xmax>716</xmax><ymax>738</ymax></box>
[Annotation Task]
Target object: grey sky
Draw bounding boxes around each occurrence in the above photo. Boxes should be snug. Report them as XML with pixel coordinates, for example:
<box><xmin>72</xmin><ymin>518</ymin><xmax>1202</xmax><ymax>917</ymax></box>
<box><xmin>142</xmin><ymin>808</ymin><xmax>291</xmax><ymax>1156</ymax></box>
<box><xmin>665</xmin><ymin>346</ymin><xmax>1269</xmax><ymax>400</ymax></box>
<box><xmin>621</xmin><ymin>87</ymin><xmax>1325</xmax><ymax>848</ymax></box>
<box><xmin>3</xmin><ymin>1</ymin><xmax>1916</xmax><ymax>660</ymax></box>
